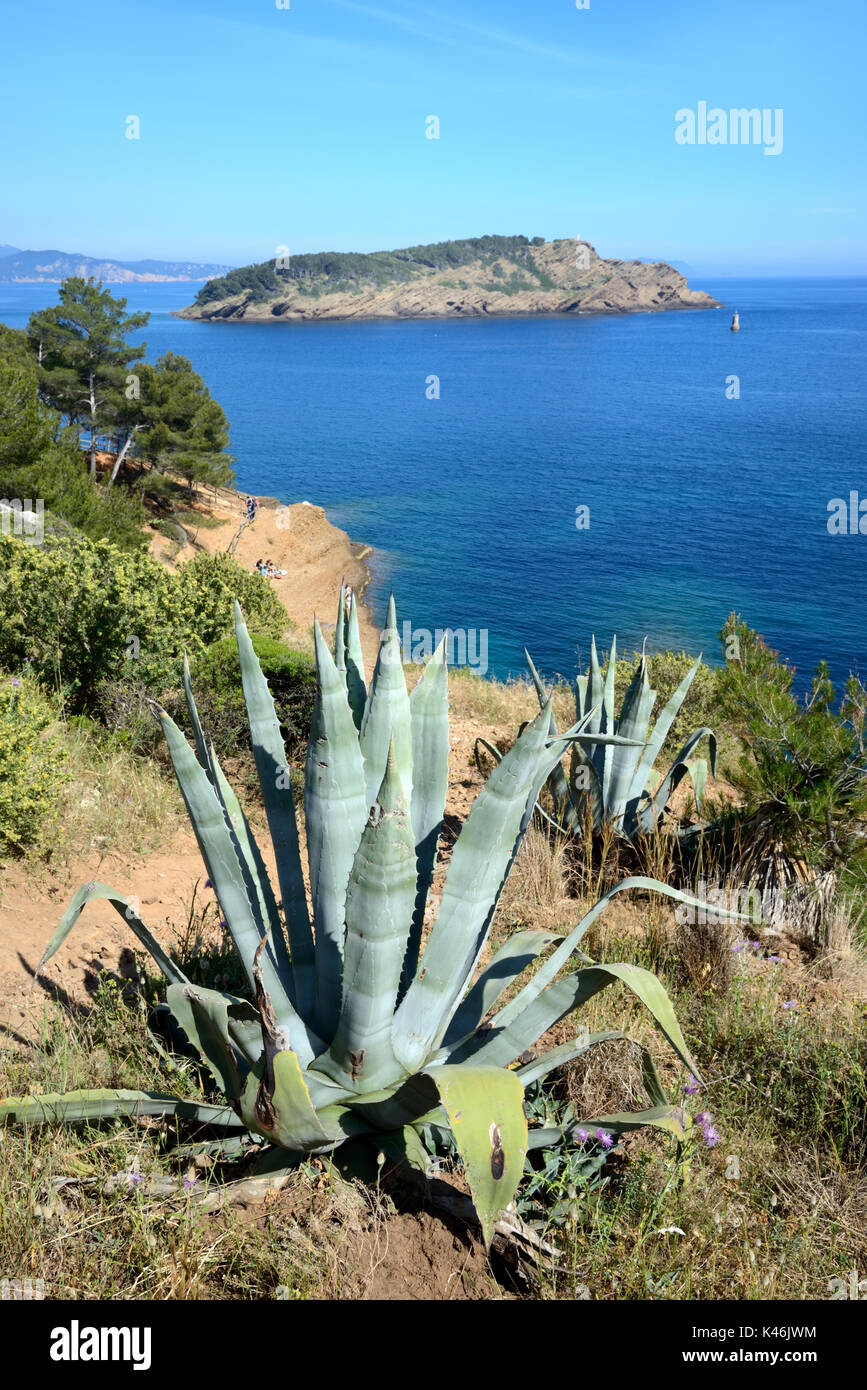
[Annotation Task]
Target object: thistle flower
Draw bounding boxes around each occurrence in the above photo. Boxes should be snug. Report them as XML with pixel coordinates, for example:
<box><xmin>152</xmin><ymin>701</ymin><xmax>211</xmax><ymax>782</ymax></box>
<box><xmin>683</xmin><ymin>1074</ymin><xmax>700</xmax><ymax>1095</ymax></box>
<box><xmin>595</xmin><ymin>1128</ymin><xmax>613</xmax><ymax>1150</ymax></box>
<box><xmin>701</xmin><ymin>1125</ymin><xmax>720</xmax><ymax>1148</ymax></box>
<box><xmin>574</xmin><ymin>1128</ymin><xmax>589</xmax><ymax>1144</ymax></box>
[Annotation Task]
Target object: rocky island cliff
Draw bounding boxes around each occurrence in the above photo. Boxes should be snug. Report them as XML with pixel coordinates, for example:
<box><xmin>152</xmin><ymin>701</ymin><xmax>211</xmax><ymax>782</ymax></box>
<box><xmin>176</xmin><ymin>235</ymin><xmax>720</xmax><ymax>323</ymax></box>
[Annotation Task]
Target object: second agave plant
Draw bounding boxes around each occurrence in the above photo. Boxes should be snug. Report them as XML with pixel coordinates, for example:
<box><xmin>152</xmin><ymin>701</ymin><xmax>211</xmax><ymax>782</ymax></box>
<box><xmin>1</xmin><ymin>593</ymin><xmax>710</xmax><ymax>1245</ymax></box>
<box><xmin>493</xmin><ymin>637</ymin><xmax>717</xmax><ymax>844</ymax></box>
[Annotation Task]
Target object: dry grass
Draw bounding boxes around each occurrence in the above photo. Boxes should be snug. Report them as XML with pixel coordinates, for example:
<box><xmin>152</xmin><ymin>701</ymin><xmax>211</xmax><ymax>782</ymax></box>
<box><xmin>49</xmin><ymin>724</ymin><xmax>182</xmax><ymax>867</ymax></box>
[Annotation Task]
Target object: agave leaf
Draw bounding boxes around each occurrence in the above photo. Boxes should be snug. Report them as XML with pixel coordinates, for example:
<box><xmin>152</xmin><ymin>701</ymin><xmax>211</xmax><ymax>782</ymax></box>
<box><xmin>392</xmin><ymin>706</ymin><xmax>552</xmax><ymax>1073</ymax></box>
<box><xmin>457</xmin><ymin>961</ymin><xmax>699</xmax><ymax>1079</ymax></box>
<box><xmin>359</xmin><ymin>595</ymin><xmax>413</xmax><ymax>810</ymax></box>
<box><xmin>166</xmin><ymin>984</ymin><xmax>259</xmax><ymax>1099</ymax></box>
<box><xmin>374</xmin><ymin>1125</ymin><xmax>434</xmax><ymax>1175</ymax></box>
<box><xmin>210</xmin><ymin>746</ymin><xmax>294</xmax><ymax>988</ymax></box>
<box><xmin>644</xmin><ymin>728</ymin><xmax>717</xmax><ymax>826</ymax></box>
<box><xmin>425</xmin><ymin>1064</ymin><xmax>527</xmax><ymax>1248</ymax></box>
<box><xmin>577</xmin><ymin>1104</ymin><xmax>691</xmax><ymax>1143</ymax></box>
<box><xmin>0</xmin><ymin>1090</ymin><xmax>244</xmax><ymax>1129</ymax></box>
<box><xmin>600</xmin><ymin>635</ymin><xmax>617</xmax><ymax>805</ymax></box>
<box><xmin>240</xmin><ymin>1050</ymin><xmax>333</xmax><ymax>1151</ymax></box>
<box><xmin>513</xmin><ymin>1031</ymin><xmax>623</xmax><ymax>1088</ymax></box>
<box><xmin>334</xmin><ymin>581</ymin><xmax>347</xmax><ymax>674</ymax></box>
<box><xmin>38</xmin><ymin>882</ymin><xmax>188</xmax><ymax>988</ymax></box>
<box><xmin>441</xmin><ymin>929</ymin><xmax>562</xmax><ymax>1048</ymax></box>
<box><xmin>640</xmin><ymin>1048</ymin><xmax>669</xmax><ymax>1107</ymax></box>
<box><xmin>157</xmin><ymin>706</ymin><xmax>314</xmax><ymax>1064</ymax></box>
<box><xmin>345</xmin><ymin>590</ymin><xmax>368</xmax><ymax>730</ymax></box>
<box><xmin>606</xmin><ymin>656</ymin><xmax>655</xmax><ymax>822</ymax></box>
<box><xmin>628</xmin><ymin>656</ymin><xmax>702</xmax><ymax>803</ymax></box>
<box><xmin>490</xmin><ymin>876</ymin><xmax>740</xmax><ymax>1038</ymax></box>
<box><xmin>182</xmin><ymin>652</ymin><xmax>215</xmax><ymax>776</ymax></box>
<box><xmin>401</xmin><ymin>637</ymin><xmax>449</xmax><ymax>997</ymax></box>
<box><xmin>234</xmin><ymin>603</ymin><xmax>315</xmax><ymax>1019</ymax></box>
<box><xmin>305</xmin><ymin>619</ymin><xmax>369</xmax><ymax>1040</ymax></box>
<box><xmin>317</xmin><ymin>745</ymin><xmax>417</xmax><ymax>1093</ymax></box>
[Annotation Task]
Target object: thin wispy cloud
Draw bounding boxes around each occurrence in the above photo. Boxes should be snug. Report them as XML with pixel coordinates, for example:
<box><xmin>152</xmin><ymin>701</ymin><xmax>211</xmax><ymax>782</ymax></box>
<box><xmin>324</xmin><ymin>0</ymin><xmax>647</xmax><ymax>71</ymax></box>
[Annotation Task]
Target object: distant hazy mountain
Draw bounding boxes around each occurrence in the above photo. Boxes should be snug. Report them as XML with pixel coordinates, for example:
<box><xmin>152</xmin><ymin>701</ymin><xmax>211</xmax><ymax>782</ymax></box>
<box><xmin>0</xmin><ymin>248</ymin><xmax>233</xmax><ymax>283</ymax></box>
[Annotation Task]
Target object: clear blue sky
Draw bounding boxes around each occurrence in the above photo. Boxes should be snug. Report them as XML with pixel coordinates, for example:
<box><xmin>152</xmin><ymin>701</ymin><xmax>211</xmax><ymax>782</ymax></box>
<box><xmin>2</xmin><ymin>0</ymin><xmax>864</xmax><ymax>275</ymax></box>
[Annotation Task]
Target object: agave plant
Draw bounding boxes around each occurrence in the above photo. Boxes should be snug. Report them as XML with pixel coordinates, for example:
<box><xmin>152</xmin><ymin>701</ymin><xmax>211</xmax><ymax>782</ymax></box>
<box><xmin>481</xmin><ymin>638</ymin><xmax>716</xmax><ymax>846</ymax></box>
<box><xmin>1</xmin><ymin>594</ymin><xmax>708</xmax><ymax>1245</ymax></box>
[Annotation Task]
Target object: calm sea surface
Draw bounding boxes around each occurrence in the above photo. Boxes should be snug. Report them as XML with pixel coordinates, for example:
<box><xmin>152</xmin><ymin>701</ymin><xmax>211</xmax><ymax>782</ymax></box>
<box><xmin>2</xmin><ymin>277</ymin><xmax>865</xmax><ymax>688</ymax></box>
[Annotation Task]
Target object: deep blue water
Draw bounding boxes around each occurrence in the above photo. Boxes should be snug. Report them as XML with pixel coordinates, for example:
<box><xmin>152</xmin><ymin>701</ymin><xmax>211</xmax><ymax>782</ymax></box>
<box><xmin>2</xmin><ymin>278</ymin><xmax>865</xmax><ymax>688</ymax></box>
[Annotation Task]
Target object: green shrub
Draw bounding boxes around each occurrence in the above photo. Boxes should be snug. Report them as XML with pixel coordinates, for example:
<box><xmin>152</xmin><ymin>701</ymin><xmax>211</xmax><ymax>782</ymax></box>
<box><xmin>0</xmin><ymin>533</ymin><xmax>288</xmax><ymax>708</ymax></box>
<box><xmin>189</xmin><ymin>633</ymin><xmax>316</xmax><ymax>757</ymax></box>
<box><xmin>0</xmin><ymin>669</ymin><xmax>69</xmax><ymax>855</ymax></box>
<box><xmin>610</xmin><ymin>649</ymin><xmax>723</xmax><ymax>761</ymax></box>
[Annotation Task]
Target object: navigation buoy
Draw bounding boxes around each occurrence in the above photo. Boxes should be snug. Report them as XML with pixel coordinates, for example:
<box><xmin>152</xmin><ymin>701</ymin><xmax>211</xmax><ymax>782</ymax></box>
<box><xmin>730</xmin><ymin>311</ymin><xmax>740</xmax><ymax>332</ymax></box>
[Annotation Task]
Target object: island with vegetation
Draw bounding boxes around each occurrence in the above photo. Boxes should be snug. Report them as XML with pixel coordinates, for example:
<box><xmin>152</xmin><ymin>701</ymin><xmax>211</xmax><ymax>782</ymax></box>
<box><xmin>178</xmin><ymin>234</ymin><xmax>720</xmax><ymax>322</ymax></box>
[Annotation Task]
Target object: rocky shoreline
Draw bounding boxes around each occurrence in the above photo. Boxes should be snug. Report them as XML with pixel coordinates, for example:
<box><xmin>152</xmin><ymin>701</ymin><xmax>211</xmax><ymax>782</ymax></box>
<box><xmin>177</xmin><ymin>238</ymin><xmax>720</xmax><ymax>324</ymax></box>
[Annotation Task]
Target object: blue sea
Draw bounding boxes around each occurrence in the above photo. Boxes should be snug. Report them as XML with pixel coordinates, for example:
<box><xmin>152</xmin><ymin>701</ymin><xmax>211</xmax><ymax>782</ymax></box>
<box><xmin>2</xmin><ymin>278</ymin><xmax>865</xmax><ymax>689</ymax></box>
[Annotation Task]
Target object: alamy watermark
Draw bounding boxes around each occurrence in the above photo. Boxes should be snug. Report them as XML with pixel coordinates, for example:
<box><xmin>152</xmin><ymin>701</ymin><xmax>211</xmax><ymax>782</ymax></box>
<box><xmin>380</xmin><ymin>622</ymin><xmax>488</xmax><ymax>675</ymax></box>
<box><xmin>0</xmin><ymin>498</ymin><xmax>44</xmax><ymax>545</ymax></box>
<box><xmin>675</xmin><ymin>102</ymin><xmax>783</xmax><ymax>156</ymax></box>
<box><xmin>827</xmin><ymin>491</ymin><xmax>867</xmax><ymax>534</ymax></box>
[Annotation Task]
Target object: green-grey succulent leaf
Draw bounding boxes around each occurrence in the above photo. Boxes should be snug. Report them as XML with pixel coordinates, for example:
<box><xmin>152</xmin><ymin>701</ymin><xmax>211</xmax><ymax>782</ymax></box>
<box><xmin>513</xmin><ymin>1031</ymin><xmax>623</xmax><ymax>1089</ymax></box>
<box><xmin>491</xmin><ymin>875</ymin><xmax>739</xmax><ymax>1039</ymax></box>
<box><xmin>442</xmin><ymin>929</ymin><xmax>562</xmax><ymax>1049</ymax></box>
<box><xmin>392</xmin><ymin>705</ymin><xmax>552</xmax><ymax>1073</ymax></box>
<box><xmin>182</xmin><ymin>652</ymin><xmax>215</xmax><ymax>776</ymax></box>
<box><xmin>459</xmin><ymin>961</ymin><xmax>700</xmax><ymax>1079</ymax></box>
<box><xmin>316</xmin><ymin>745</ymin><xmax>417</xmax><ymax>1093</ymax></box>
<box><xmin>640</xmin><ymin>1048</ymin><xmax>669</xmax><ymax>1108</ymax></box>
<box><xmin>234</xmin><ymin>603</ymin><xmax>315</xmax><ymax>1019</ymax></box>
<box><xmin>0</xmin><ymin>1090</ymin><xmax>244</xmax><ymax>1129</ymax></box>
<box><xmin>157</xmin><ymin>706</ymin><xmax>313</xmax><ymax>1064</ymax></box>
<box><xmin>38</xmin><ymin>882</ymin><xmax>188</xmax><ymax>988</ymax></box>
<box><xmin>334</xmin><ymin>581</ymin><xmax>347</xmax><ymax>674</ymax></box>
<box><xmin>606</xmin><ymin>656</ymin><xmax>655</xmax><ymax>822</ymax></box>
<box><xmin>401</xmin><ymin>637</ymin><xmax>449</xmax><ymax>998</ymax></box>
<box><xmin>644</xmin><ymin>728</ymin><xmax>718</xmax><ymax>826</ymax></box>
<box><xmin>628</xmin><ymin>656</ymin><xmax>701</xmax><ymax>803</ymax></box>
<box><xmin>345</xmin><ymin>590</ymin><xmax>368</xmax><ymax>730</ymax></box>
<box><xmin>210</xmin><ymin>744</ymin><xmax>294</xmax><ymax>985</ymax></box>
<box><xmin>577</xmin><ymin>1104</ymin><xmax>691</xmax><ymax>1143</ymax></box>
<box><xmin>359</xmin><ymin>595</ymin><xmax>413</xmax><ymax>811</ymax></box>
<box><xmin>240</xmin><ymin>1050</ymin><xmax>334</xmax><ymax>1150</ymax></box>
<box><xmin>374</xmin><ymin>1125</ymin><xmax>434</xmax><ymax>1175</ymax></box>
<box><xmin>424</xmin><ymin>1064</ymin><xmax>527</xmax><ymax>1248</ymax></box>
<box><xmin>166</xmin><ymin>984</ymin><xmax>260</xmax><ymax>1098</ymax></box>
<box><xmin>305</xmin><ymin>619</ymin><xmax>369</xmax><ymax>1040</ymax></box>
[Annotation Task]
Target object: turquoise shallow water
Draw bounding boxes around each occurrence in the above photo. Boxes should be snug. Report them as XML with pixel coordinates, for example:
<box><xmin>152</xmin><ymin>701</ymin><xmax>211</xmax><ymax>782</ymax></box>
<box><xmin>2</xmin><ymin>277</ymin><xmax>865</xmax><ymax>688</ymax></box>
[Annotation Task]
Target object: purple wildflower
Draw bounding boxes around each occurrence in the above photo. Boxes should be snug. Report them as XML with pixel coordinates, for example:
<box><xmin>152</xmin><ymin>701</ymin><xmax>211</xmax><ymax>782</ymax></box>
<box><xmin>701</xmin><ymin>1125</ymin><xmax>720</xmax><ymax>1148</ymax></box>
<box><xmin>125</xmin><ymin>1171</ymin><xmax>145</xmax><ymax>1188</ymax></box>
<box><xmin>695</xmin><ymin>1112</ymin><xmax>711</xmax><ymax>1127</ymax></box>
<box><xmin>683</xmin><ymin>1074</ymin><xmax>700</xmax><ymax>1096</ymax></box>
<box><xmin>183</xmin><ymin>1175</ymin><xmax>198</xmax><ymax>1191</ymax></box>
<box><xmin>731</xmin><ymin>942</ymin><xmax>745</xmax><ymax>953</ymax></box>
<box><xmin>782</xmin><ymin>1000</ymin><xmax>798</xmax><ymax>1010</ymax></box>
<box><xmin>595</xmin><ymin>1128</ymin><xmax>614</xmax><ymax>1150</ymax></box>
<box><xmin>574</xmin><ymin>1128</ymin><xmax>589</xmax><ymax>1144</ymax></box>
<box><xmin>11</xmin><ymin>678</ymin><xmax>20</xmax><ymax>687</ymax></box>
